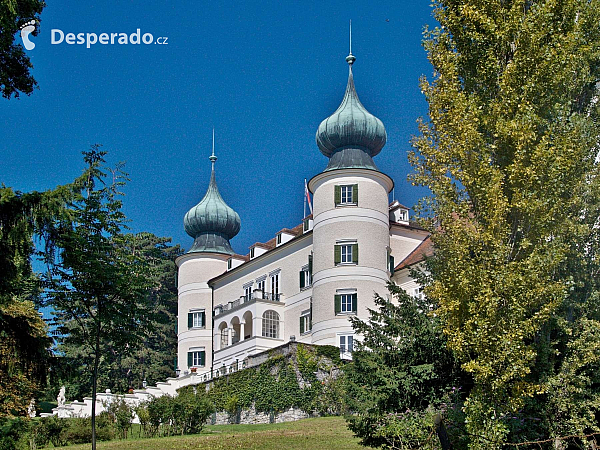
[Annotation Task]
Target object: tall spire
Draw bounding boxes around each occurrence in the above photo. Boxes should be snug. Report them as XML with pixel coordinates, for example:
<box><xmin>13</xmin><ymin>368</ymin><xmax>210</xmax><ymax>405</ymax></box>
<box><xmin>315</xmin><ymin>26</ymin><xmax>387</xmax><ymax>172</ymax></box>
<box><xmin>346</xmin><ymin>20</ymin><xmax>355</xmax><ymax>66</ymax></box>
<box><xmin>183</xmin><ymin>135</ymin><xmax>241</xmax><ymax>254</ymax></box>
<box><xmin>209</xmin><ymin>128</ymin><xmax>217</xmax><ymax>169</ymax></box>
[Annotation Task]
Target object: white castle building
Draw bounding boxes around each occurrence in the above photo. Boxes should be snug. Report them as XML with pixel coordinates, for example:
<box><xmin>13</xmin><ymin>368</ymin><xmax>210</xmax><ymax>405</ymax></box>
<box><xmin>176</xmin><ymin>49</ymin><xmax>432</xmax><ymax>376</ymax></box>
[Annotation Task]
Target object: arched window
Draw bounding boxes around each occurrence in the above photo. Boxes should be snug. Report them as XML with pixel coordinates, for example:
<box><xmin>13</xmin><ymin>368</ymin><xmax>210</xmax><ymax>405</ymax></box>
<box><xmin>262</xmin><ymin>310</ymin><xmax>279</xmax><ymax>338</ymax></box>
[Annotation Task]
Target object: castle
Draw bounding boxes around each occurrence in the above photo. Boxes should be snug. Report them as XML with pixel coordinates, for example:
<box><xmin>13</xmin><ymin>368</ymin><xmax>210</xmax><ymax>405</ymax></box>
<box><xmin>176</xmin><ymin>48</ymin><xmax>431</xmax><ymax>376</ymax></box>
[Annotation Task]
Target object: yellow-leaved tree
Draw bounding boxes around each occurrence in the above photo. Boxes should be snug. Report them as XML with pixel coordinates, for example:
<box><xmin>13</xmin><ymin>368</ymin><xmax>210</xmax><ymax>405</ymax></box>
<box><xmin>411</xmin><ymin>0</ymin><xmax>600</xmax><ymax>447</ymax></box>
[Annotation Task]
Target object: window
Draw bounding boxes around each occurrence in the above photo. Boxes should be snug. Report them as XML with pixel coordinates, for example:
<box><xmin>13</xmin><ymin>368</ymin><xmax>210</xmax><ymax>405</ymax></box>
<box><xmin>300</xmin><ymin>308</ymin><xmax>312</xmax><ymax>334</ymax></box>
<box><xmin>257</xmin><ymin>278</ymin><xmax>266</xmax><ymax>293</ymax></box>
<box><xmin>335</xmin><ymin>292</ymin><xmax>357</xmax><ymax>315</ymax></box>
<box><xmin>413</xmin><ymin>287</ymin><xmax>424</xmax><ymax>300</ymax></box>
<box><xmin>244</xmin><ymin>284</ymin><xmax>253</xmax><ymax>301</ymax></box>
<box><xmin>388</xmin><ymin>250</ymin><xmax>395</xmax><ymax>274</ymax></box>
<box><xmin>227</xmin><ymin>259</ymin><xmax>232</xmax><ymax>270</ymax></box>
<box><xmin>276</xmin><ymin>234</ymin><xmax>282</xmax><ymax>245</ymax></box>
<box><xmin>262</xmin><ymin>310</ymin><xmax>280</xmax><ymax>338</ymax></box>
<box><xmin>335</xmin><ymin>184</ymin><xmax>358</xmax><ymax>205</ymax></box>
<box><xmin>341</xmin><ymin>244</ymin><xmax>352</xmax><ymax>263</ymax></box>
<box><xmin>339</xmin><ymin>335</ymin><xmax>354</xmax><ymax>354</ymax></box>
<box><xmin>187</xmin><ymin>350</ymin><xmax>206</xmax><ymax>367</ymax></box>
<box><xmin>334</xmin><ymin>242</ymin><xmax>358</xmax><ymax>265</ymax></box>
<box><xmin>250</xmin><ymin>248</ymin><xmax>255</xmax><ymax>258</ymax></box>
<box><xmin>188</xmin><ymin>310</ymin><xmax>205</xmax><ymax>329</ymax></box>
<box><xmin>220</xmin><ymin>328</ymin><xmax>229</xmax><ymax>348</ymax></box>
<box><xmin>270</xmin><ymin>272</ymin><xmax>280</xmax><ymax>300</ymax></box>
<box><xmin>299</xmin><ymin>265</ymin><xmax>311</xmax><ymax>289</ymax></box>
<box><xmin>303</xmin><ymin>218</ymin><xmax>311</xmax><ymax>232</ymax></box>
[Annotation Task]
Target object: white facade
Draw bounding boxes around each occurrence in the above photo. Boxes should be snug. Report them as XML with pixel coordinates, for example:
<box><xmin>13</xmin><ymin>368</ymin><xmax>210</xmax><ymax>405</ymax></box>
<box><xmin>175</xmin><ymin>184</ymin><xmax>430</xmax><ymax>375</ymax></box>
<box><xmin>176</xmin><ymin>51</ymin><xmax>432</xmax><ymax>375</ymax></box>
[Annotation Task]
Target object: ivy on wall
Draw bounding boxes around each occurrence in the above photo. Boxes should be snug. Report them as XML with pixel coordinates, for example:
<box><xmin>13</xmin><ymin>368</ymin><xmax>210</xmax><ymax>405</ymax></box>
<box><xmin>206</xmin><ymin>345</ymin><xmax>346</xmax><ymax>416</ymax></box>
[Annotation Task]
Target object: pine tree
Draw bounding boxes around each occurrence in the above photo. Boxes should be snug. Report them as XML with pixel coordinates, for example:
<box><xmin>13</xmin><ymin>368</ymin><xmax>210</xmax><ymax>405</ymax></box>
<box><xmin>346</xmin><ymin>283</ymin><xmax>464</xmax><ymax>449</ymax></box>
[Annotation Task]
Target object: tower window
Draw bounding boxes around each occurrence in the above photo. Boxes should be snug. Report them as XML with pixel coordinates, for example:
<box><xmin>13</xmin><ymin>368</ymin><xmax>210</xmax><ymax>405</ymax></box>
<box><xmin>339</xmin><ymin>335</ymin><xmax>354</xmax><ymax>354</ymax></box>
<box><xmin>188</xmin><ymin>310</ymin><xmax>205</xmax><ymax>329</ymax></box>
<box><xmin>335</xmin><ymin>184</ymin><xmax>358</xmax><ymax>206</ymax></box>
<box><xmin>334</xmin><ymin>242</ymin><xmax>358</xmax><ymax>265</ymax></box>
<box><xmin>187</xmin><ymin>350</ymin><xmax>206</xmax><ymax>367</ymax></box>
<box><xmin>335</xmin><ymin>292</ymin><xmax>357</xmax><ymax>315</ymax></box>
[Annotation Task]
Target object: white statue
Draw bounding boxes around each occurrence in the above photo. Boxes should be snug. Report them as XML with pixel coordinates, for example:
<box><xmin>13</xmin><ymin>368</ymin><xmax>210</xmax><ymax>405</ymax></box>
<box><xmin>57</xmin><ymin>386</ymin><xmax>66</xmax><ymax>408</ymax></box>
<box><xmin>28</xmin><ymin>399</ymin><xmax>36</xmax><ymax>418</ymax></box>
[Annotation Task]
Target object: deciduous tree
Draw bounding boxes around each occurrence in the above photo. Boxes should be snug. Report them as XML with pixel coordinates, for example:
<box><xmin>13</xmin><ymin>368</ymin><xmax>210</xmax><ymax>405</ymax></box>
<box><xmin>44</xmin><ymin>146</ymin><xmax>159</xmax><ymax>449</ymax></box>
<box><xmin>410</xmin><ymin>0</ymin><xmax>600</xmax><ymax>446</ymax></box>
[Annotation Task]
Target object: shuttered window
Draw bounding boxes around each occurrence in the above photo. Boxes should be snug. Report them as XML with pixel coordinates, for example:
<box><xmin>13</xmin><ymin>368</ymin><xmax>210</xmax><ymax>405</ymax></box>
<box><xmin>335</xmin><ymin>184</ymin><xmax>358</xmax><ymax>206</ymax></box>
<box><xmin>335</xmin><ymin>293</ymin><xmax>357</xmax><ymax>314</ymax></box>
<box><xmin>335</xmin><ymin>243</ymin><xmax>358</xmax><ymax>265</ymax></box>
<box><xmin>187</xmin><ymin>350</ymin><xmax>206</xmax><ymax>367</ymax></box>
<box><xmin>188</xmin><ymin>311</ymin><xmax>205</xmax><ymax>329</ymax></box>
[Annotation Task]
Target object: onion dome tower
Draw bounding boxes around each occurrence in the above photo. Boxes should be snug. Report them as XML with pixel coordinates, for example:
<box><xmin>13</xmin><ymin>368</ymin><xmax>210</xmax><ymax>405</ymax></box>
<box><xmin>315</xmin><ymin>49</ymin><xmax>387</xmax><ymax>171</ymax></box>
<box><xmin>309</xmin><ymin>38</ymin><xmax>393</xmax><ymax>349</ymax></box>
<box><xmin>183</xmin><ymin>151</ymin><xmax>241</xmax><ymax>254</ymax></box>
<box><xmin>177</xmin><ymin>137</ymin><xmax>240</xmax><ymax>375</ymax></box>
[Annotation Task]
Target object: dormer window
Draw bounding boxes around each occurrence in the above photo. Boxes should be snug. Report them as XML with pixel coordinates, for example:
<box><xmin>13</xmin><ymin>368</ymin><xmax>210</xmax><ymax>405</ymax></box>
<box><xmin>277</xmin><ymin>234</ymin><xmax>282</xmax><ymax>245</ymax></box>
<box><xmin>227</xmin><ymin>259</ymin><xmax>232</xmax><ymax>270</ymax></box>
<box><xmin>250</xmin><ymin>248</ymin><xmax>255</xmax><ymax>259</ymax></box>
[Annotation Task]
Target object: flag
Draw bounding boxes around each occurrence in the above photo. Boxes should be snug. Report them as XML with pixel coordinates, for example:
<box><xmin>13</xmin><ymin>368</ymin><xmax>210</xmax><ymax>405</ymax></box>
<box><xmin>304</xmin><ymin>179</ymin><xmax>313</xmax><ymax>215</ymax></box>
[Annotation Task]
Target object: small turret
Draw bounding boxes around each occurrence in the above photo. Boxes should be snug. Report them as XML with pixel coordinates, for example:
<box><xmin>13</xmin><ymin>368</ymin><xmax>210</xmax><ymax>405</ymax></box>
<box><xmin>184</xmin><ymin>150</ymin><xmax>240</xmax><ymax>254</ymax></box>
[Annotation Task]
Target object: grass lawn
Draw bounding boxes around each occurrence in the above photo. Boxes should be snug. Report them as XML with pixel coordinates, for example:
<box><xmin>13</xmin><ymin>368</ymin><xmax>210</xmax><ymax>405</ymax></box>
<box><xmin>64</xmin><ymin>417</ymin><xmax>362</xmax><ymax>449</ymax></box>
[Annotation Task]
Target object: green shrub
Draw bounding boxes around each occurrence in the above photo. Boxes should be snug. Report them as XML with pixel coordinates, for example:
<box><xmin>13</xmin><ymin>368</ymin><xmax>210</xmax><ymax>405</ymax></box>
<box><xmin>173</xmin><ymin>387</ymin><xmax>214</xmax><ymax>434</ymax></box>
<box><xmin>35</xmin><ymin>415</ymin><xmax>69</xmax><ymax>447</ymax></box>
<box><xmin>0</xmin><ymin>417</ymin><xmax>30</xmax><ymax>450</ymax></box>
<box><xmin>62</xmin><ymin>412</ymin><xmax>115</xmax><ymax>444</ymax></box>
<box><xmin>108</xmin><ymin>399</ymin><xmax>133</xmax><ymax>439</ymax></box>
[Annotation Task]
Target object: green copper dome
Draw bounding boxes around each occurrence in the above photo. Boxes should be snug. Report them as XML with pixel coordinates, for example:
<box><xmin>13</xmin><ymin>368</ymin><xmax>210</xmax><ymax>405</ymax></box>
<box><xmin>184</xmin><ymin>155</ymin><xmax>240</xmax><ymax>254</ymax></box>
<box><xmin>316</xmin><ymin>53</ymin><xmax>387</xmax><ymax>171</ymax></box>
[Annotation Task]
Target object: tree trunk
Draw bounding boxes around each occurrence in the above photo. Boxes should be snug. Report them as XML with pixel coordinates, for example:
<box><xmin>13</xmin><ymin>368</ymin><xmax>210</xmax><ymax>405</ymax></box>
<box><xmin>434</xmin><ymin>414</ymin><xmax>453</xmax><ymax>450</ymax></box>
<box><xmin>91</xmin><ymin>327</ymin><xmax>101</xmax><ymax>450</ymax></box>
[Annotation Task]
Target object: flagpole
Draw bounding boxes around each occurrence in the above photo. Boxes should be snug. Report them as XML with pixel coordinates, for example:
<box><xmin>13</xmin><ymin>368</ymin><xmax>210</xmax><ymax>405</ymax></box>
<box><xmin>304</xmin><ymin>178</ymin><xmax>307</xmax><ymax>218</ymax></box>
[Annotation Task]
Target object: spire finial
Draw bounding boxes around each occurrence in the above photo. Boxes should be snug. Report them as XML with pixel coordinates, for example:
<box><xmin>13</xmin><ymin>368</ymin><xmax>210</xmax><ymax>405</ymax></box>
<box><xmin>346</xmin><ymin>20</ymin><xmax>356</xmax><ymax>66</ymax></box>
<box><xmin>209</xmin><ymin>128</ymin><xmax>217</xmax><ymax>168</ymax></box>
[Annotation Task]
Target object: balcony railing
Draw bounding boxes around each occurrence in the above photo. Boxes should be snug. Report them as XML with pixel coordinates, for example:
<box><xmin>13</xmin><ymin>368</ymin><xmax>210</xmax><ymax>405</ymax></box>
<box><xmin>214</xmin><ymin>291</ymin><xmax>282</xmax><ymax>317</ymax></box>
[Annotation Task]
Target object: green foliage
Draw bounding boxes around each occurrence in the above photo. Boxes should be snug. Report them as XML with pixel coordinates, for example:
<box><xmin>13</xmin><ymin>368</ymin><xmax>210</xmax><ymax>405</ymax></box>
<box><xmin>207</xmin><ymin>345</ymin><xmax>345</xmax><ymax>418</ymax></box>
<box><xmin>0</xmin><ymin>0</ymin><xmax>45</xmax><ymax>99</ymax></box>
<box><xmin>0</xmin><ymin>417</ymin><xmax>30</xmax><ymax>450</ymax></box>
<box><xmin>0</xmin><ymin>164</ymin><xmax>90</xmax><ymax>417</ymax></box>
<box><xmin>345</xmin><ymin>283</ymin><xmax>464</xmax><ymax>448</ymax></box>
<box><xmin>0</xmin><ymin>299</ymin><xmax>50</xmax><ymax>417</ymax></box>
<box><xmin>50</xmin><ymin>233</ymin><xmax>181</xmax><ymax>400</ymax></box>
<box><xmin>144</xmin><ymin>389</ymin><xmax>214</xmax><ymax>437</ymax></box>
<box><xmin>43</xmin><ymin>145</ymin><xmax>161</xmax><ymax>448</ymax></box>
<box><xmin>109</xmin><ymin>399</ymin><xmax>134</xmax><ymax>439</ymax></box>
<box><xmin>410</xmin><ymin>0</ymin><xmax>600</xmax><ymax>446</ymax></box>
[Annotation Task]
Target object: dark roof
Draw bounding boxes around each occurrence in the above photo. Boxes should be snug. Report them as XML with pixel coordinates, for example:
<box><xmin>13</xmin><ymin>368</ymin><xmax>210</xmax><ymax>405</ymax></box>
<box><xmin>209</xmin><ymin>221</ymin><xmax>309</xmax><ymax>285</ymax></box>
<box><xmin>395</xmin><ymin>236</ymin><xmax>433</xmax><ymax>271</ymax></box>
<box><xmin>389</xmin><ymin>220</ymin><xmax>428</xmax><ymax>232</ymax></box>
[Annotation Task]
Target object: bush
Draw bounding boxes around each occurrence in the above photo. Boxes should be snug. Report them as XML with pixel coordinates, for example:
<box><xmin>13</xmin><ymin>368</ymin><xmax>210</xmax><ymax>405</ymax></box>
<box><xmin>34</xmin><ymin>415</ymin><xmax>69</xmax><ymax>447</ymax></box>
<box><xmin>62</xmin><ymin>412</ymin><xmax>115</xmax><ymax>444</ymax></box>
<box><xmin>108</xmin><ymin>399</ymin><xmax>133</xmax><ymax>439</ymax></box>
<box><xmin>146</xmin><ymin>388</ymin><xmax>214</xmax><ymax>436</ymax></box>
<box><xmin>0</xmin><ymin>417</ymin><xmax>30</xmax><ymax>450</ymax></box>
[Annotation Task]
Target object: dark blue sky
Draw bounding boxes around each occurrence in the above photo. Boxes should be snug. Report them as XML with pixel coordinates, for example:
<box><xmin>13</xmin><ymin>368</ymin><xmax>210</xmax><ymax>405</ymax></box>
<box><xmin>1</xmin><ymin>1</ymin><xmax>436</xmax><ymax>255</ymax></box>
